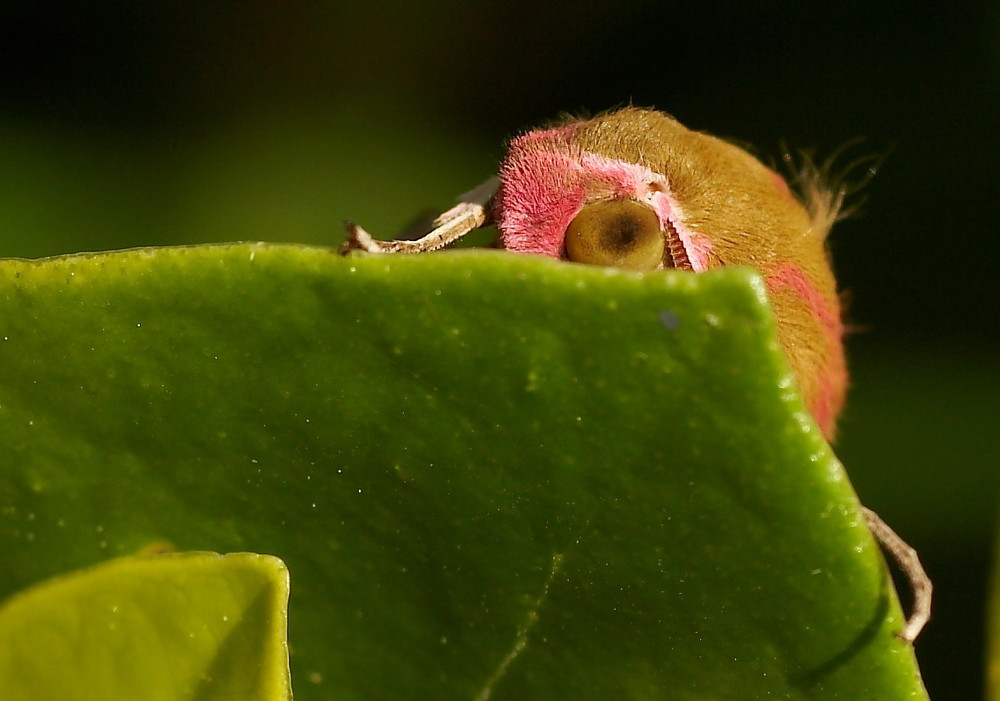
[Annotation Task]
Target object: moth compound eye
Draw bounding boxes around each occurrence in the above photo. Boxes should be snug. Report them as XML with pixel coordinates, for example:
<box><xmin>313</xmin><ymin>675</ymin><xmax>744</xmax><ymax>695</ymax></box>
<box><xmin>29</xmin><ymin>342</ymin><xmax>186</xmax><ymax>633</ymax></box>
<box><xmin>564</xmin><ymin>200</ymin><xmax>664</xmax><ymax>271</ymax></box>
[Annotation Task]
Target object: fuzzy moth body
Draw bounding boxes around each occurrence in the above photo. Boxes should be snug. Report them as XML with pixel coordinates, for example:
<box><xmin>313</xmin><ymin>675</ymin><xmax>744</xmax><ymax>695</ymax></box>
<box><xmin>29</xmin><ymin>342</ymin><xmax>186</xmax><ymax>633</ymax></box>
<box><xmin>497</xmin><ymin>109</ymin><xmax>846</xmax><ymax>437</ymax></box>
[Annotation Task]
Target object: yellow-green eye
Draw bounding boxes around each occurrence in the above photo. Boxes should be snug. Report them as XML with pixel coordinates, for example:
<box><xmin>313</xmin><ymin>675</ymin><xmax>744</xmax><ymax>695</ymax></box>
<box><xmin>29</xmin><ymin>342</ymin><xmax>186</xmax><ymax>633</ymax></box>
<box><xmin>564</xmin><ymin>199</ymin><xmax>664</xmax><ymax>270</ymax></box>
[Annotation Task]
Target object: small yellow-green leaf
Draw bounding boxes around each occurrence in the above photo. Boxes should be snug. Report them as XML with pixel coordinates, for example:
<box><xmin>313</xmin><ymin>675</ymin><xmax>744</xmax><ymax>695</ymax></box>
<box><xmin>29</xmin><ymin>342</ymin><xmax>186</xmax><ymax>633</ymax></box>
<box><xmin>0</xmin><ymin>552</ymin><xmax>290</xmax><ymax>701</ymax></box>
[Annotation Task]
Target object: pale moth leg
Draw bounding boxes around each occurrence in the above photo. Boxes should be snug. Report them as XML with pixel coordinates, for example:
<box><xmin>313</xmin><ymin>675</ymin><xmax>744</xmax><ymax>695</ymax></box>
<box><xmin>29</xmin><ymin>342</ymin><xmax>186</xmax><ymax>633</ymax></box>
<box><xmin>862</xmin><ymin>506</ymin><xmax>932</xmax><ymax>643</ymax></box>
<box><xmin>341</xmin><ymin>176</ymin><xmax>500</xmax><ymax>255</ymax></box>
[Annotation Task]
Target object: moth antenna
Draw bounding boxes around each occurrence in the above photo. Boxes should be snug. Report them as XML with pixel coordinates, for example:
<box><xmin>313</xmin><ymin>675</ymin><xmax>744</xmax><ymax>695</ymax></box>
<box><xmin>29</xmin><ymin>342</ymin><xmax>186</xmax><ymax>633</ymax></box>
<box><xmin>779</xmin><ymin>148</ymin><xmax>843</xmax><ymax>239</ymax></box>
<box><xmin>779</xmin><ymin>140</ymin><xmax>886</xmax><ymax>236</ymax></box>
<box><xmin>340</xmin><ymin>176</ymin><xmax>499</xmax><ymax>255</ymax></box>
<box><xmin>831</xmin><ymin>152</ymin><xmax>885</xmax><ymax>203</ymax></box>
<box><xmin>861</xmin><ymin>506</ymin><xmax>932</xmax><ymax>644</ymax></box>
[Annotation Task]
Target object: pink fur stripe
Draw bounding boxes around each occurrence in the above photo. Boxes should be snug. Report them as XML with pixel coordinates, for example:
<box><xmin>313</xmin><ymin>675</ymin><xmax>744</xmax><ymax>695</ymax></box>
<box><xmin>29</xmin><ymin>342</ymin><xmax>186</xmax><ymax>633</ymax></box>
<box><xmin>766</xmin><ymin>262</ymin><xmax>846</xmax><ymax>435</ymax></box>
<box><xmin>497</xmin><ymin>131</ymin><xmax>712</xmax><ymax>269</ymax></box>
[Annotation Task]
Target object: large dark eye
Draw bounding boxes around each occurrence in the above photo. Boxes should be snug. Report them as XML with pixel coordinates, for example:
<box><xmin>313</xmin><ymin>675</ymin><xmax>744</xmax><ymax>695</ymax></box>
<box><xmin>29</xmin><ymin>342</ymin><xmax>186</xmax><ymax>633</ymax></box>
<box><xmin>564</xmin><ymin>200</ymin><xmax>664</xmax><ymax>270</ymax></box>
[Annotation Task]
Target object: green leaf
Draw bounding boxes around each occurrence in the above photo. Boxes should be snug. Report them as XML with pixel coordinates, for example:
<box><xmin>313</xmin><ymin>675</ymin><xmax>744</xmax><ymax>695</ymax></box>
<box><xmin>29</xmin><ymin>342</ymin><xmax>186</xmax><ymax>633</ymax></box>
<box><xmin>0</xmin><ymin>552</ymin><xmax>290</xmax><ymax>700</ymax></box>
<box><xmin>0</xmin><ymin>244</ymin><xmax>927</xmax><ymax>698</ymax></box>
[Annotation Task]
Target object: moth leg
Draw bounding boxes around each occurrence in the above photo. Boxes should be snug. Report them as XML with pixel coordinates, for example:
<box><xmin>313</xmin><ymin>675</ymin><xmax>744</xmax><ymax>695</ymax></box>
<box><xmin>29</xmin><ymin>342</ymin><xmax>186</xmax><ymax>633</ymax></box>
<box><xmin>862</xmin><ymin>506</ymin><xmax>932</xmax><ymax>643</ymax></box>
<box><xmin>340</xmin><ymin>176</ymin><xmax>499</xmax><ymax>255</ymax></box>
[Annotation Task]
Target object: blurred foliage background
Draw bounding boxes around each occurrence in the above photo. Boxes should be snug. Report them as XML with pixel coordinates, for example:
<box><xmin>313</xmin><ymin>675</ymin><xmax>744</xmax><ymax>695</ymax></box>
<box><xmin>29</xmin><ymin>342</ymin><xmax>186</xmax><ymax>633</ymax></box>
<box><xmin>0</xmin><ymin>1</ymin><xmax>996</xmax><ymax>698</ymax></box>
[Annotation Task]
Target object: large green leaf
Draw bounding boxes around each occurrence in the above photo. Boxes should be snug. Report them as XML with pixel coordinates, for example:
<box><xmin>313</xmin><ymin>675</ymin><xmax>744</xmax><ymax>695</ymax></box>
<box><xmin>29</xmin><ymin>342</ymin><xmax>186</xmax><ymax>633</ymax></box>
<box><xmin>0</xmin><ymin>552</ymin><xmax>289</xmax><ymax>700</ymax></box>
<box><xmin>0</xmin><ymin>244</ymin><xmax>927</xmax><ymax>698</ymax></box>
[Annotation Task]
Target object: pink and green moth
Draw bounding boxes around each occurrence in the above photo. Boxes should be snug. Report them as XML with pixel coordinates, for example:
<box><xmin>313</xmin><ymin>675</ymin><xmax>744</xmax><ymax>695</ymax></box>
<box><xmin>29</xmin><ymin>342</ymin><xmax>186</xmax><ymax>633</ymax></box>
<box><xmin>341</xmin><ymin>107</ymin><xmax>930</xmax><ymax>642</ymax></box>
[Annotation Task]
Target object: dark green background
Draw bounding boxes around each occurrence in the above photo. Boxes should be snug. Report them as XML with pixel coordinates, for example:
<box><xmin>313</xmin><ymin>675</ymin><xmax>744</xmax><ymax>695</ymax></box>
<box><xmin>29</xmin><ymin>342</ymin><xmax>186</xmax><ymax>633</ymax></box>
<box><xmin>1</xmin><ymin>2</ymin><xmax>997</xmax><ymax>698</ymax></box>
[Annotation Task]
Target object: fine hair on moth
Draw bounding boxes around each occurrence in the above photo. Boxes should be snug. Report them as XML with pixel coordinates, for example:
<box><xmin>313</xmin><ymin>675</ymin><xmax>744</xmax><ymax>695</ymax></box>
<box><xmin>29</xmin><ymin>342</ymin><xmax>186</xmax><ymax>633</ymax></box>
<box><xmin>340</xmin><ymin>107</ymin><xmax>931</xmax><ymax>643</ymax></box>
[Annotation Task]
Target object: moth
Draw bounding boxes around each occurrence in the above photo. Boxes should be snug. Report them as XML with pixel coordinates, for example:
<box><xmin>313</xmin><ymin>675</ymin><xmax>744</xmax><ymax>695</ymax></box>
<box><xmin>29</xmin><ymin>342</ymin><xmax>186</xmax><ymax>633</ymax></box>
<box><xmin>341</xmin><ymin>107</ymin><xmax>930</xmax><ymax>642</ymax></box>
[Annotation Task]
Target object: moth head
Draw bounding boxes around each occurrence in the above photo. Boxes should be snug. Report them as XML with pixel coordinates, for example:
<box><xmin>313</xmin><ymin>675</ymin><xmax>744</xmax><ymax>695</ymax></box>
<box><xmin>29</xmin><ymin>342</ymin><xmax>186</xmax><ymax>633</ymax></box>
<box><xmin>495</xmin><ymin>120</ymin><xmax>706</xmax><ymax>272</ymax></box>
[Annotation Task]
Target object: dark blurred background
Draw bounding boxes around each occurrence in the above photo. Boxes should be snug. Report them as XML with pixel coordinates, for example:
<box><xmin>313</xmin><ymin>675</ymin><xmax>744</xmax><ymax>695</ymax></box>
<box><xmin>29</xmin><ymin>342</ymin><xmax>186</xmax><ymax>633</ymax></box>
<box><xmin>1</xmin><ymin>1</ymin><xmax>997</xmax><ymax>697</ymax></box>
